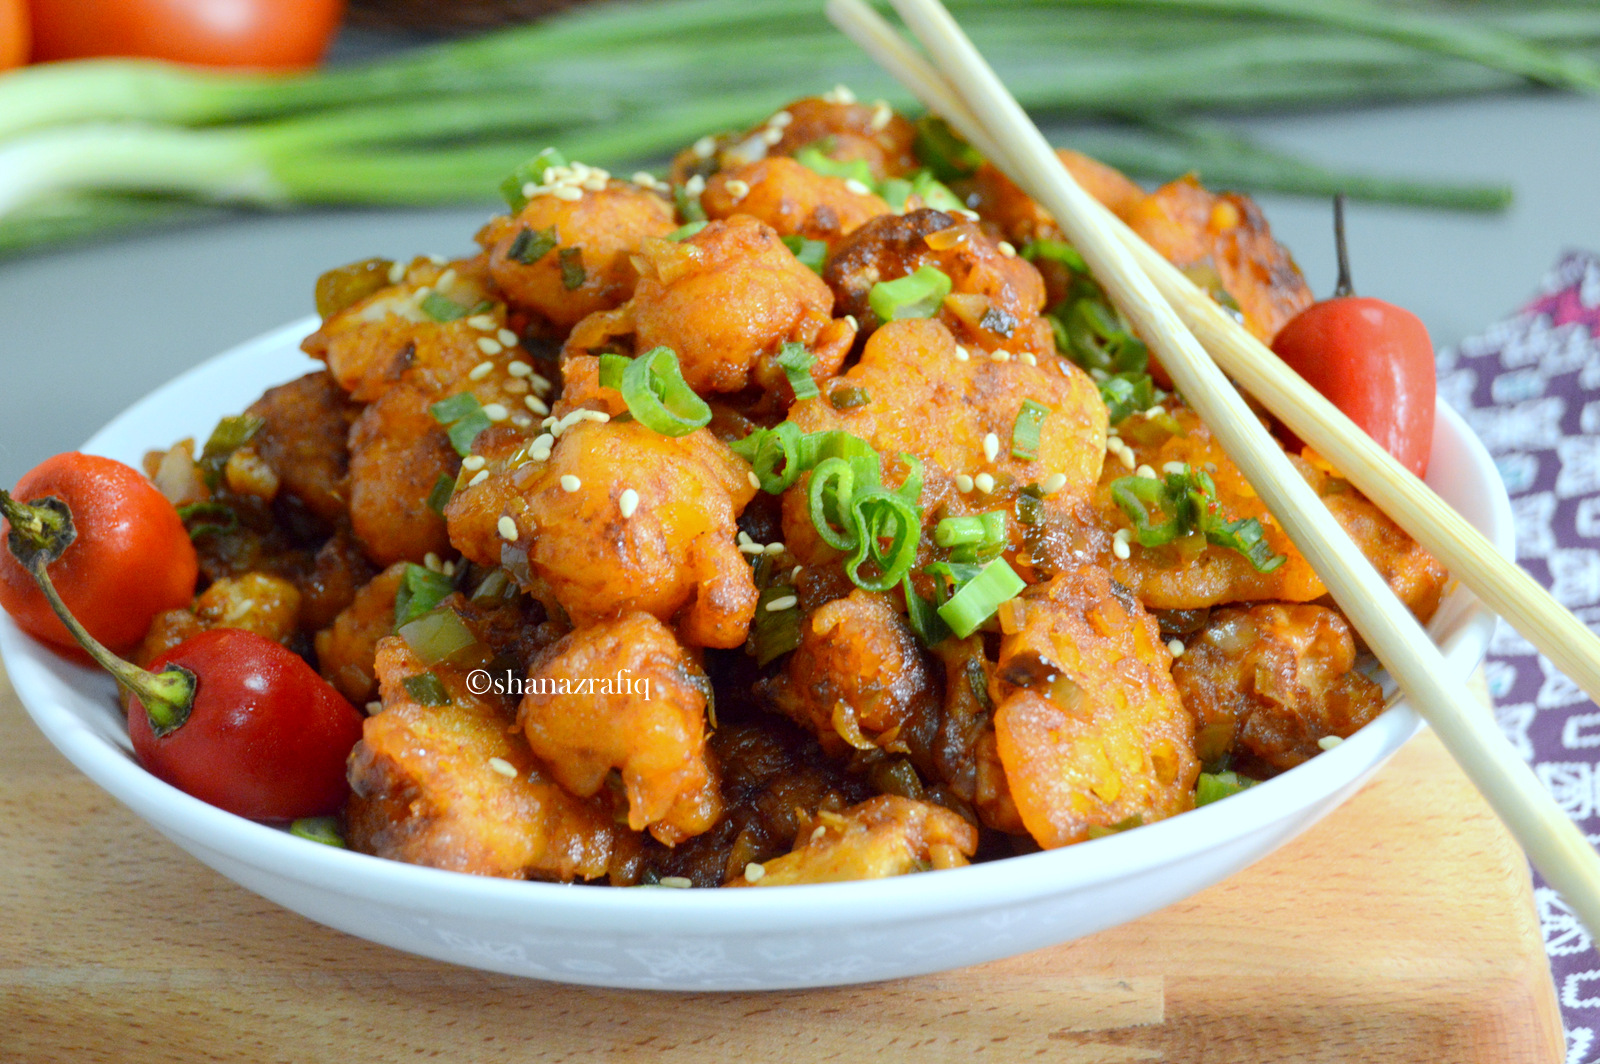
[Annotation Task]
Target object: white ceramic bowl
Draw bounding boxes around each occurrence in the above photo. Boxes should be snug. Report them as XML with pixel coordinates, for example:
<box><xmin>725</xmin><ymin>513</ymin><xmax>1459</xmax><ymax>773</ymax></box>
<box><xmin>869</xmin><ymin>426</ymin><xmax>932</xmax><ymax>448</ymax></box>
<box><xmin>2</xmin><ymin>317</ymin><xmax>1513</xmax><ymax>990</ymax></box>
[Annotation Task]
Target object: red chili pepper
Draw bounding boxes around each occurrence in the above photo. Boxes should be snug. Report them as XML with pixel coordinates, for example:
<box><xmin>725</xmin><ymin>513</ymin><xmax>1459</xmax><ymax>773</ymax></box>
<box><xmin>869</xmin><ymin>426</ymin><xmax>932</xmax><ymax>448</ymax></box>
<box><xmin>0</xmin><ymin>453</ymin><xmax>197</xmax><ymax>653</ymax></box>
<box><xmin>2</xmin><ymin>485</ymin><xmax>363</xmax><ymax>821</ymax></box>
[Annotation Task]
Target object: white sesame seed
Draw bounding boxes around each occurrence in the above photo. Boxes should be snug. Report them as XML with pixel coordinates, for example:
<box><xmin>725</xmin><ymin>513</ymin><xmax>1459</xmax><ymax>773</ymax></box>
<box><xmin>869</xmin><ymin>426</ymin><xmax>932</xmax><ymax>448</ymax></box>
<box><xmin>685</xmin><ymin>174</ymin><xmax>706</xmax><ymax>197</ymax></box>
<box><xmin>468</xmin><ymin>470</ymin><xmax>489</xmax><ymax>487</ymax></box>
<box><xmin>1112</xmin><ymin>537</ymin><xmax>1131</xmax><ymax>560</ymax></box>
<box><xmin>764</xmin><ymin>542</ymin><xmax>785</xmax><ymax>556</ymax></box>
<box><xmin>477</xmin><ymin>338</ymin><xmax>503</xmax><ymax>356</ymax></box>
<box><xmin>747</xmin><ymin>471</ymin><xmax>762</xmax><ymax>490</ymax></box>
<box><xmin>844</xmin><ymin>315</ymin><xmax>859</xmax><ymax>332</ymax></box>
<box><xmin>824</xmin><ymin>84</ymin><xmax>857</xmax><ymax>104</ymax></box>
<box><xmin>497</xmin><ymin>328</ymin><xmax>519</xmax><ymax>347</ymax></box>
<box><xmin>762</xmin><ymin>127</ymin><xmax>784</xmax><ymax>145</ymax></box>
<box><xmin>844</xmin><ymin>178</ymin><xmax>872</xmax><ymax>196</ymax></box>
<box><xmin>512</xmin><ymin>414</ymin><xmax>533</xmax><ymax>428</ymax></box>
<box><xmin>582</xmin><ymin>409</ymin><xmax>610</xmax><ymax>424</ymax></box>
<box><xmin>387</xmin><ymin>261</ymin><xmax>406</xmax><ymax>284</ymax></box>
<box><xmin>956</xmin><ymin>208</ymin><xmax>980</xmax><ymax>221</ymax></box>
<box><xmin>467</xmin><ymin>314</ymin><xmax>496</xmax><ymax>331</ymax></box>
<box><xmin>581</xmin><ymin>177</ymin><xmax>608</xmax><ymax>192</ymax></box>
<box><xmin>768</xmin><ymin>110</ymin><xmax>793</xmax><ymax>129</ymax></box>
<box><xmin>529</xmin><ymin>443</ymin><xmax>552</xmax><ymax>462</ymax></box>
<box><xmin>529</xmin><ymin>373</ymin><xmax>553</xmax><ymax>393</ymax></box>
<box><xmin>462</xmin><ymin>455</ymin><xmax>486</xmax><ymax>471</ymax></box>
<box><xmin>412</xmin><ymin>284</ymin><xmax>432</xmax><ymax>302</ymax></box>
<box><xmin>990</xmin><ymin>350</ymin><xmax>1011</xmax><ymax>363</ymax></box>
<box><xmin>743</xmin><ymin>862</ymin><xmax>766</xmax><ymax>883</ymax></box>
<box><xmin>498</xmin><ymin>516</ymin><xmax>518</xmax><ymax>542</ymax></box>
<box><xmin>468</xmin><ymin>360</ymin><xmax>495</xmax><ymax>380</ymax></box>
<box><xmin>1144</xmin><ymin>405</ymin><xmax>1167</xmax><ymax>418</ymax></box>
<box><xmin>955</xmin><ymin>474</ymin><xmax>974</xmax><ymax>493</ymax></box>
<box><xmin>974</xmin><ymin>472</ymin><xmax>995</xmax><ymax>494</ymax></box>
<box><xmin>766</xmin><ymin>595</ymin><xmax>798</xmax><ymax>612</ymax></box>
<box><xmin>365</xmin><ymin>700</ymin><xmax>383</xmax><ymax>714</ymax></box>
<box><xmin>870</xmin><ymin>100</ymin><xmax>892</xmax><ymax>131</ymax></box>
<box><xmin>508</xmin><ymin>360</ymin><xmax>532</xmax><ymax>378</ymax></box>
<box><xmin>1117</xmin><ymin>449</ymin><xmax>1136</xmax><ymax>470</ymax></box>
<box><xmin>1318</xmin><ymin>735</ymin><xmax>1344</xmax><ymax>751</ymax></box>
<box><xmin>632</xmin><ymin>171</ymin><xmax>662</xmax><ymax>190</ymax></box>
<box><xmin>1163</xmin><ymin>462</ymin><xmax>1188</xmax><ymax>475</ymax></box>
<box><xmin>424</xmin><ymin>552</ymin><xmax>442</xmax><ymax>571</ymax></box>
<box><xmin>483</xmin><ymin>403</ymin><xmax>509</xmax><ymax>422</ymax></box>
<box><xmin>659</xmin><ymin>876</ymin><xmax>693</xmax><ymax>889</ymax></box>
<box><xmin>1041</xmin><ymin>473</ymin><xmax>1068</xmax><ymax>494</ymax></box>
<box><xmin>738</xmin><ymin>542</ymin><xmax>765</xmax><ymax>556</ymax></box>
<box><xmin>522</xmin><ymin>396</ymin><xmax>548</xmax><ymax>416</ymax></box>
<box><xmin>619</xmin><ymin>488</ymin><xmax>640</xmax><ymax>518</ymax></box>
<box><xmin>442</xmin><ymin>560</ymin><xmax>456</xmax><ymax>577</ymax></box>
<box><xmin>953</xmin><ymin>345</ymin><xmax>970</xmax><ymax>362</ymax></box>
<box><xmin>1204</xmin><ymin>462</ymin><xmax>1218</xmax><ymax>473</ymax></box>
<box><xmin>560</xmin><ymin>474</ymin><xmax>581</xmax><ymax>493</ymax></box>
<box><xmin>725</xmin><ymin>178</ymin><xmax>750</xmax><ymax>202</ymax></box>
<box><xmin>551</xmin><ymin>185</ymin><xmax>583</xmax><ymax>201</ymax></box>
<box><xmin>488</xmin><ymin>757</ymin><xmax>518</xmax><ymax>778</ymax></box>
<box><xmin>810</xmin><ymin>824</ymin><xmax>828</xmax><ymax>842</ymax></box>
<box><xmin>791</xmin><ymin>566</ymin><xmax>802</xmax><ymax>580</ymax></box>
<box><xmin>522</xmin><ymin>181</ymin><xmax>540</xmax><ymax>199</ymax></box>
<box><xmin>1167</xmin><ymin>639</ymin><xmax>1185</xmax><ymax>657</ymax></box>
<box><xmin>542</xmin><ymin>416</ymin><xmax>557</xmax><ymax>429</ymax></box>
<box><xmin>983</xmin><ymin>433</ymin><xmax>1000</xmax><ymax>462</ymax></box>
<box><xmin>1136</xmin><ymin>464</ymin><xmax>1157</xmax><ymax>479</ymax></box>
<box><xmin>998</xmin><ymin>240</ymin><xmax>1017</xmax><ymax>258</ymax></box>
<box><xmin>1019</xmin><ymin>352</ymin><xmax>1038</xmax><ymax>366</ymax></box>
<box><xmin>693</xmin><ymin>135</ymin><xmax>716</xmax><ymax>158</ymax></box>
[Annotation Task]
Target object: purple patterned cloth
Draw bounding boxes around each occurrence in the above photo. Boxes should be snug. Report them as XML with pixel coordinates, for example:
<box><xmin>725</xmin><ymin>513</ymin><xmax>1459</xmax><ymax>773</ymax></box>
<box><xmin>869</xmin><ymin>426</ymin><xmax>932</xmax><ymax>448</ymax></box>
<box><xmin>1437</xmin><ymin>250</ymin><xmax>1600</xmax><ymax>1063</ymax></box>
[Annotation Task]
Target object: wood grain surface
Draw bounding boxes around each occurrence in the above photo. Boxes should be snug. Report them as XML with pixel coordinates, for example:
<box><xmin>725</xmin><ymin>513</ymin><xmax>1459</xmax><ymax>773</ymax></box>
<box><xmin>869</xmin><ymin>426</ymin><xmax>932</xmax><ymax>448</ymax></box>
<box><xmin>0</xmin><ymin>665</ymin><xmax>1562</xmax><ymax>1064</ymax></box>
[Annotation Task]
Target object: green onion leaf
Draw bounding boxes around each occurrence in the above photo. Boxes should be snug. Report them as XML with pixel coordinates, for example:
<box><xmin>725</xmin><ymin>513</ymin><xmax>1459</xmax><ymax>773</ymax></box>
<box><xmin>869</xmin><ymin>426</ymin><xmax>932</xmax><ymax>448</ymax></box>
<box><xmin>420</xmin><ymin>291</ymin><xmax>470</xmax><ymax>322</ymax></box>
<box><xmin>500</xmin><ymin>147</ymin><xmax>567</xmax><ymax>212</ymax></box>
<box><xmin>903</xmin><ymin>576</ymin><xmax>951</xmax><ymax>648</ymax></box>
<box><xmin>394</xmin><ymin>563</ymin><xmax>456</xmax><ymax>629</ymax></box>
<box><xmin>895</xmin><ymin>453</ymin><xmax>924</xmax><ymax>505</ymax></box>
<box><xmin>425</xmin><ymin>472</ymin><xmax>456</xmax><ymax>515</ymax></box>
<box><xmin>845</xmin><ymin>488</ymin><xmax>921</xmax><ymax>591</ymax></box>
<box><xmin>429</xmin><ymin>393</ymin><xmax>491</xmax><ymax>457</ymax></box>
<box><xmin>794</xmin><ymin>144</ymin><xmax>876</xmax><ymax>187</ymax></box>
<box><xmin>1011</xmin><ymin>399</ymin><xmax>1051</xmax><ymax>461</ymax></box>
<box><xmin>934</xmin><ymin>511</ymin><xmax>1007</xmax><ymax>548</ymax></box>
<box><xmin>869</xmin><ymin>264</ymin><xmax>952</xmax><ymax>324</ymax></box>
<box><xmin>402</xmin><ymin>671</ymin><xmax>452</xmax><ymax>707</ymax></box>
<box><xmin>936</xmin><ymin>558</ymin><xmax>1025</xmax><ymax>639</ymax></box>
<box><xmin>829</xmin><ymin>386</ymin><xmax>870</xmax><ymax>410</ymax></box>
<box><xmin>781</xmin><ymin>234</ymin><xmax>827</xmax><ymax>274</ymax></box>
<box><xmin>599</xmin><ymin>346</ymin><xmax>710</xmax><ymax>436</ymax></box>
<box><xmin>507</xmin><ymin>225</ymin><xmax>557</xmax><ymax>264</ymax></box>
<box><xmin>909</xmin><ymin>170</ymin><xmax>965</xmax><ymax>213</ymax></box>
<box><xmin>1098</xmin><ymin>372</ymin><xmax>1157</xmax><ymax>425</ymax></box>
<box><xmin>1110</xmin><ymin>466</ymin><xmax>1286</xmax><ymax>572</ymax></box>
<box><xmin>558</xmin><ymin>246</ymin><xmax>586</xmax><ymax>290</ymax></box>
<box><xmin>1021</xmin><ymin>239</ymin><xmax>1089</xmax><ymax>274</ymax></box>
<box><xmin>914</xmin><ymin>116</ymin><xmax>984</xmax><ymax>183</ymax></box>
<box><xmin>673</xmin><ymin>182</ymin><xmax>707</xmax><ymax>223</ymax></box>
<box><xmin>775</xmin><ymin>342</ymin><xmax>819</xmax><ymax>400</ymax></box>
<box><xmin>428</xmin><ymin>392</ymin><xmax>479</xmax><ymax>424</ymax></box>
<box><xmin>667</xmin><ymin>220</ymin><xmax>707</xmax><ymax>242</ymax></box>
<box><xmin>807</xmin><ymin>456</ymin><xmax>862</xmax><ymax>552</ymax></box>
<box><xmin>176</xmin><ymin>500</ymin><xmax>237</xmax><ymax>541</ymax></box>
<box><xmin>196</xmin><ymin>414</ymin><xmax>264</xmax><ymax>491</ymax></box>
<box><xmin>1196</xmin><ymin>770</ymin><xmax>1259</xmax><ymax>807</ymax></box>
<box><xmin>751</xmin><ymin>584</ymin><xmax>803</xmax><ymax>666</ymax></box>
<box><xmin>289</xmin><ymin>817</ymin><xmax>346</xmax><ymax>848</ymax></box>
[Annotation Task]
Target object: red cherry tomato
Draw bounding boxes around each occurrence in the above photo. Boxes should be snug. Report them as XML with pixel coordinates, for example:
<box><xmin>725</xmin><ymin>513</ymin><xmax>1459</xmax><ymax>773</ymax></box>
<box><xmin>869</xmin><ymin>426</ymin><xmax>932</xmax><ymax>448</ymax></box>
<box><xmin>0</xmin><ymin>0</ymin><xmax>28</xmax><ymax>70</ymax></box>
<box><xmin>0</xmin><ymin>453</ymin><xmax>198</xmax><ymax>653</ymax></box>
<box><xmin>129</xmin><ymin>628</ymin><xmax>365</xmax><ymax>820</ymax></box>
<box><xmin>1271</xmin><ymin>296</ymin><xmax>1436</xmax><ymax>479</ymax></box>
<box><xmin>28</xmin><ymin>0</ymin><xmax>345</xmax><ymax>70</ymax></box>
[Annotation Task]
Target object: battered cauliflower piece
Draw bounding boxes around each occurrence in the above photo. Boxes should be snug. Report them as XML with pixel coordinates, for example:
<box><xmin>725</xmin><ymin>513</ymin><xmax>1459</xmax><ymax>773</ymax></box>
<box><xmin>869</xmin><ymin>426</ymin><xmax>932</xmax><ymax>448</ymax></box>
<box><xmin>477</xmin><ymin>174</ymin><xmax>677</xmax><ymax>331</ymax></box>
<box><xmin>825</xmin><ymin>207</ymin><xmax>1055</xmax><ymax>360</ymax></box>
<box><xmin>315</xmin><ymin>561</ymin><xmax>406</xmax><ymax>704</ymax></box>
<box><xmin>346</xmin><ymin>638</ymin><xmax>617</xmax><ymax>881</ymax></box>
<box><xmin>991</xmin><ymin>566</ymin><xmax>1200</xmax><ymax>849</ymax></box>
<box><xmin>519</xmin><ymin>612</ymin><xmax>722</xmax><ymax>846</ymax></box>
<box><xmin>566</xmin><ymin>215</ymin><xmax>855</xmax><ymax>396</ymax></box>
<box><xmin>685</xmin><ymin>95</ymin><xmax>919</xmax><ymax>183</ymax></box>
<box><xmin>735</xmin><ymin>795</ymin><xmax>977</xmax><ymax>886</ymax></box>
<box><xmin>760</xmin><ymin>589</ymin><xmax>942</xmax><ymax>760</ymax></box>
<box><xmin>241</xmin><ymin>371</ymin><xmax>359</xmax><ymax>526</ymax></box>
<box><xmin>1173</xmin><ymin>603</ymin><xmax>1385</xmax><ymax>772</ymax></box>
<box><xmin>702</xmin><ymin>157</ymin><xmax>890</xmax><ymax>246</ymax></box>
<box><xmin>968</xmin><ymin>150</ymin><xmax>1146</xmax><ymax>243</ymax></box>
<box><xmin>444</xmin><ymin>418</ymin><xmax>759</xmax><ymax>649</ymax></box>
<box><xmin>346</xmin><ymin>381</ymin><xmax>459</xmax><ymax>566</ymax></box>
<box><xmin>133</xmin><ymin>572</ymin><xmax>302</xmax><ymax>669</ymax></box>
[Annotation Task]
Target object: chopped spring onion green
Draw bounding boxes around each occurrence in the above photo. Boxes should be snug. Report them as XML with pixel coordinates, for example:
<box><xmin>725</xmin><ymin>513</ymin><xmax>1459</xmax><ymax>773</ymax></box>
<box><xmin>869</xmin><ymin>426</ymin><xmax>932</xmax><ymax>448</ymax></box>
<box><xmin>794</xmin><ymin>144</ymin><xmax>876</xmax><ymax>187</ymax></box>
<box><xmin>1021</xmin><ymin>238</ymin><xmax>1089</xmax><ymax>273</ymax></box>
<box><xmin>1055</xmin><ymin>297</ymin><xmax>1149</xmax><ymax>376</ymax></box>
<box><xmin>507</xmin><ymin>225</ymin><xmax>557</xmax><ymax>264</ymax></box>
<box><xmin>934</xmin><ymin>511</ymin><xmax>1008</xmax><ymax>549</ymax></box>
<box><xmin>598</xmin><ymin>346</ymin><xmax>711</xmax><ymax>436</ymax></box>
<box><xmin>429</xmin><ymin>392</ymin><xmax>492</xmax><ymax>457</ymax></box>
<box><xmin>878</xmin><ymin>170</ymin><xmax>964</xmax><ymax>214</ymax></box>
<box><xmin>829</xmin><ymin>386</ymin><xmax>870</xmax><ymax>410</ymax></box>
<box><xmin>775</xmin><ymin>342</ymin><xmax>819</xmax><ymax>400</ymax></box>
<box><xmin>401</xmin><ymin>671</ymin><xmax>452</xmax><ymax>707</ymax></box>
<box><xmin>668</xmin><ymin>220</ymin><xmax>708</xmax><ymax>242</ymax></box>
<box><xmin>558</xmin><ymin>246</ymin><xmax>586</xmax><ymax>290</ymax></box>
<box><xmin>394</xmin><ymin>563</ymin><xmax>456</xmax><ymax>629</ymax></box>
<box><xmin>914</xmin><ymin>116</ymin><xmax>984</xmax><ymax>182</ymax></box>
<box><xmin>934</xmin><ymin>558</ymin><xmax>1026</xmax><ymax>639</ymax></box>
<box><xmin>674</xmin><ymin>182</ymin><xmax>707</xmax><ymax>223</ymax></box>
<box><xmin>781</xmin><ymin>234</ymin><xmax>827</xmax><ymax>274</ymax></box>
<box><xmin>751</xmin><ymin>583</ymin><xmax>804</xmax><ymax>666</ymax></box>
<box><xmin>425</xmin><ymin>472</ymin><xmax>456</xmax><ymax>515</ymax></box>
<box><xmin>398</xmin><ymin>608</ymin><xmax>480</xmax><ymax>666</ymax></box>
<box><xmin>500</xmin><ymin>147</ymin><xmax>566</xmax><ymax>212</ymax></box>
<box><xmin>196</xmin><ymin>414</ymin><xmax>263</xmax><ymax>490</ymax></box>
<box><xmin>730</xmin><ymin>420</ymin><xmax>805</xmax><ymax>493</ymax></box>
<box><xmin>176</xmin><ymin>500</ymin><xmax>237</xmax><ymax>540</ymax></box>
<box><xmin>868</xmin><ymin>264</ymin><xmax>952</xmax><ymax>323</ymax></box>
<box><xmin>420</xmin><ymin>291</ymin><xmax>469</xmax><ymax>322</ymax></box>
<box><xmin>1011</xmin><ymin>399</ymin><xmax>1051</xmax><ymax>461</ymax></box>
<box><xmin>844</xmin><ymin>488</ymin><xmax>922</xmax><ymax>591</ymax></box>
<box><xmin>1098</xmin><ymin>372</ymin><xmax>1158</xmax><ymax>425</ymax></box>
<box><xmin>1196</xmin><ymin>770</ymin><xmax>1259</xmax><ymax>807</ymax></box>
<box><xmin>808</xmin><ymin>455</ymin><xmax>867</xmax><ymax>552</ymax></box>
<box><xmin>903</xmin><ymin>575</ymin><xmax>952</xmax><ymax>647</ymax></box>
<box><xmin>1110</xmin><ymin>465</ymin><xmax>1286</xmax><ymax>573</ymax></box>
<box><xmin>289</xmin><ymin>817</ymin><xmax>346</xmax><ymax>848</ymax></box>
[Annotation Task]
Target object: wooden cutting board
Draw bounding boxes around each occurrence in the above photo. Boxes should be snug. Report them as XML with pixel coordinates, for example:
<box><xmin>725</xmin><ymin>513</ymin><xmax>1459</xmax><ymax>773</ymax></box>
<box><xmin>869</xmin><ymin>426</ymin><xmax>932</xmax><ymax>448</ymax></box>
<box><xmin>0</xmin><ymin>665</ymin><xmax>1562</xmax><ymax>1064</ymax></box>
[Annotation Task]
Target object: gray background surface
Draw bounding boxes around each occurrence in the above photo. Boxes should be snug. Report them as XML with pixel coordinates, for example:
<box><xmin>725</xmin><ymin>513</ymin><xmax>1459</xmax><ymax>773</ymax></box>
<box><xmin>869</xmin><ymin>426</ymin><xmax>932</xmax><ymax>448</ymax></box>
<box><xmin>0</xmin><ymin>84</ymin><xmax>1596</xmax><ymax>487</ymax></box>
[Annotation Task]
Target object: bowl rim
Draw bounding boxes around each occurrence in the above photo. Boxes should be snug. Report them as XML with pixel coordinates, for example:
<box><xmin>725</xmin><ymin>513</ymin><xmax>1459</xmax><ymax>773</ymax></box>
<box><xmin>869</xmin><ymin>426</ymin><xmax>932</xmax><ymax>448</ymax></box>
<box><xmin>0</xmin><ymin>314</ymin><xmax>1514</xmax><ymax>934</ymax></box>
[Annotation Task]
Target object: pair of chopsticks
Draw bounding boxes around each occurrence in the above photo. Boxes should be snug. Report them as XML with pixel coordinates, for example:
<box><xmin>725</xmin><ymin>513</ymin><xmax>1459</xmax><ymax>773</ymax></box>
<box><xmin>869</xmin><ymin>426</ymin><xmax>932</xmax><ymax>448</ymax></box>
<box><xmin>826</xmin><ymin>0</ymin><xmax>1600</xmax><ymax>932</ymax></box>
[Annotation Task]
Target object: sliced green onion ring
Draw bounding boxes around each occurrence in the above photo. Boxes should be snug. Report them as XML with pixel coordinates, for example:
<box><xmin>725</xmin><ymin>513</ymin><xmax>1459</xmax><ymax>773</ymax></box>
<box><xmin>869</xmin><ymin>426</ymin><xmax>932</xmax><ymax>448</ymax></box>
<box><xmin>868</xmin><ymin>264</ymin><xmax>952</xmax><ymax>324</ymax></box>
<box><xmin>1011</xmin><ymin>399</ymin><xmax>1051</xmax><ymax>461</ymax></box>
<box><xmin>598</xmin><ymin>346</ymin><xmax>710</xmax><ymax>437</ymax></box>
<box><xmin>936</xmin><ymin>558</ymin><xmax>1026</xmax><ymax>639</ymax></box>
<box><xmin>845</xmin><ymin>488</ymin><xmax>921</xmax><ymax>591</ymax></box>
<box><xmin>775</xmin><ymin>342</ymin><xmax>819</xmax><ymax>400</ymax></box>
<box><xmin>781</xmin><ymin>234</ymin><xmax>827</xmax><ymax>274</ymax></box>
<box><xmin>807</xmin><ymin>457</ymin><xmax>861</xmax><ymax>552</ymax></box>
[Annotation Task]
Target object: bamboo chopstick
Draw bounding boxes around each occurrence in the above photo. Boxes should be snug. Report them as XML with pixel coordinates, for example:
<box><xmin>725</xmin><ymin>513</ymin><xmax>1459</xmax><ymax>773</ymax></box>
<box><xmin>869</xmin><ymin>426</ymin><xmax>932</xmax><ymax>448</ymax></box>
<box><xmin>825</xmin><ymin>0</ymin><xmax>1600</xmax><ymax>932</ymax></box>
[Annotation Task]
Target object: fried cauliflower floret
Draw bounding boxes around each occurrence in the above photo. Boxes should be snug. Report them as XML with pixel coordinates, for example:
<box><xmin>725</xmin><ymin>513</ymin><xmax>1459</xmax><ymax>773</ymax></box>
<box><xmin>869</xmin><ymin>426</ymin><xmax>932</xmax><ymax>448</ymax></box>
<box><xmin>346</xmin><ymin>638</ymin><xmax>615</xmax><ymax>881</ymax></box>
<box><xmin>300</xmin><ymin>256</ymin><xmax>500</xmax><ymax>403</ymax></box>
<box><xmin>702</xmin><ymin>157</ymin><xmax>890</xmax><ymax>245</ymax></box>
<box><xmin>760</xmin><ymin>589</ymin><xmax>942</xmax><ymax>760</ymax></box>
<box><xmin>928</xmin><ymin>637</ymin><xmax>1025</xmax><ymax>834</ymax></box>
<box><xmin>734</xmin><ymin>795</ymin><xmax>977</xmax><ymax>886</ymax></box>
<box><xmin>991</xmin><ymin>566</ymin><xmax>1199</xmax><ymax>849</ymax></box>
<box><xmin>297</xmin><ymin>529</ymin><xmax>377</xmax><ymax>633</ymax></box>
<box><xmin>968</xmin><ymin>150</ymin><xmax>1146</xmax><ymax>243</ymax></box>
<box><xmin>518</xmin><ymin>612</ymin><xmax>722</xmax><ymax>846</ymax></box>
<box><xmin>132</xmin><ymin>572</ymin><xmax>302</xmax><ymax>669</ymax></box>
<box><xmin>346</xmin><ymin>382</ymin><xmax>459</xmax><ymax>566</ymax></box>
<box><xmin>1173</xmin><ymin>603</ymin><xmax>1384</xmax><ymax>772</ymax></box>
<box><xmin>746</xmin><ymin>95</ymin><xmax>919</xmax><ymax>180</ymax></box>
<box><xmin>477</xmin><ymin>177</ymin><xmax>677</xmax><ymax>331</ymax></box>
<box><xmin>1125</xmin><ymin>175</ymin><xmax>1313</xmax><ymax>345</ymax></box>
<box><xmin>240</xmin><ymin>370</ymin><xmax>359</xmax><ymax>525</ymax></box>
<box><xmin>315</xmin><ymin>561</ymin><xmax>407</xmax><ymax>704</ymax></box>
<box><xmin>1315</xmin><ymin>473</ymin><xmax>1449</xmax><ymax>624</ymax></box>
<box><xmin>825</xmin><ymin>207</ymin><xmax>1054</xmax><ymax>360</ymax></box>
<box><xmin>445</xmin><ymin>419</ymin><xmax>759</xmax><ymax>649</ymax></box>
<box><xmin>785</xmin><ymin>319</ymin><xmax>1106</xmax><ymax>558</ymax></box>
<box><xmin>566</xmin><ymin>216</ymin><xmax>854</xmax><ymax>396</ymax></box>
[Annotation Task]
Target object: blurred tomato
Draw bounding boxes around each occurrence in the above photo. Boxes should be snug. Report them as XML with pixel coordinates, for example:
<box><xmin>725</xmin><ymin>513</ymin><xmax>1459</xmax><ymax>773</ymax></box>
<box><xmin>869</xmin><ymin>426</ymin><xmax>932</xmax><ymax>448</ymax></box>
<box><xmin>29</xmin><ymin>0</ymin><xmax>345</xmax><ymax>70</ymax></box>
<box><xmin>0</xmin><ymin>0</ymin><xmax>28</xmax><ymax>70</ymax></box>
